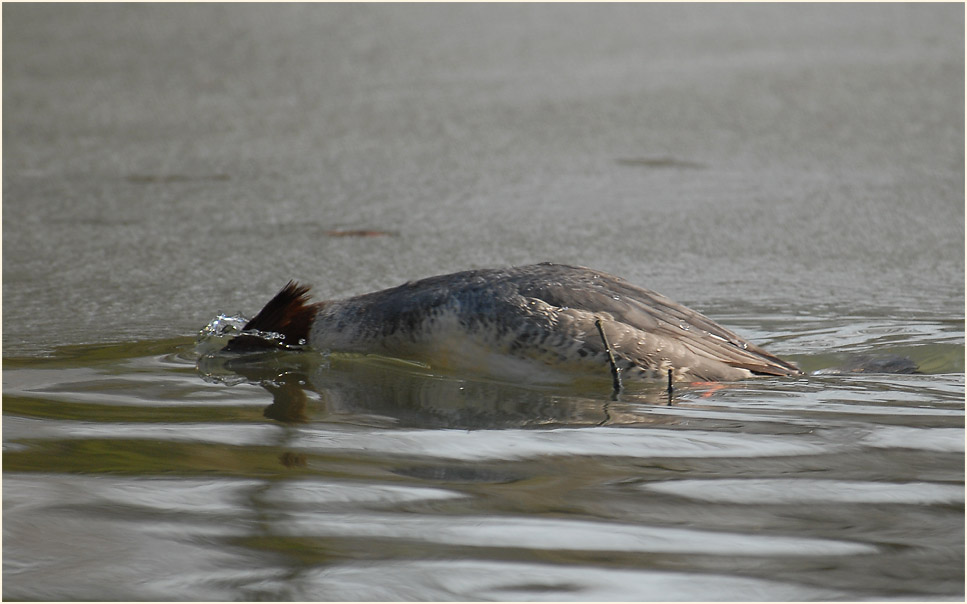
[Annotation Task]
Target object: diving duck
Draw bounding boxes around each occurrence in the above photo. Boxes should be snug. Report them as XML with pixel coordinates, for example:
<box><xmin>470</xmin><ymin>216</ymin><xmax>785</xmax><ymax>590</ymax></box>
<box><xmin>224</xmin><ymin>262</ymin><xmax>802</xmax><ymax>385</ymax></box>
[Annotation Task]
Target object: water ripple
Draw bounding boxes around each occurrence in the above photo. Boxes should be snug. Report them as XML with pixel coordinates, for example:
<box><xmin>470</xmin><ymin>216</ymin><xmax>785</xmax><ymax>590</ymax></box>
<box><xmin>294</xmin><ymin>425</ymin><xmax>838</xmax><ymax>461</ymax></box>
<box><xmin>642</xmin><ymin>478</ymin><xmax>964</xmax><ymax>505</ymax></box>
<box><xmin>276</xmin><ymin>512</ymin><xmax>877</xmax><ymax>557</ymax></box>
<box><xmin>299</xmin><ymin>559</ymin><xmax>847</xmax><ymax>601</ymax></box>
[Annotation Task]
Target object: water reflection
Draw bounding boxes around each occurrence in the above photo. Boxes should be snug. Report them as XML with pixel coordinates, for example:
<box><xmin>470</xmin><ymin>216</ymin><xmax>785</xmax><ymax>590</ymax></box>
<box><xmin>199</xmin><ymin>349</ymin><xmax>681</xmax><ymax>431</ymax></box>
<box><xmin>4</xmin><ymin>334</ymin><xmax>962</xmax><ymax>600</ymax></box>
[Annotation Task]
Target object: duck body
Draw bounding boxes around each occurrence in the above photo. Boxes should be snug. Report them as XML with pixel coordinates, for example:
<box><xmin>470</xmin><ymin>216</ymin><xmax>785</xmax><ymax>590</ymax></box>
<box><xmin>226</xmin><ymin>263</ymin><xmax>802</xmax><ymax>384</ymax></box>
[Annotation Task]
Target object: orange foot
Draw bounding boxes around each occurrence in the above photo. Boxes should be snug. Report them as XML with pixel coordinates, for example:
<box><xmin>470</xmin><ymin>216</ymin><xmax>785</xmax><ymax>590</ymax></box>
<box><xmin>691</xmin><ymin>381</ymin><xmax>731</xmax><ymax>398</ymax></box>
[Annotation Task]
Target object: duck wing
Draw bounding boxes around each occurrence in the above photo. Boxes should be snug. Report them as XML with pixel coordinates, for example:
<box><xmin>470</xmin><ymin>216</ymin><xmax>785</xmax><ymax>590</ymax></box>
<box><xmin>509</xmin><ymin>263</ymin><xmax>801</xmax><ymax>379</ymax></box>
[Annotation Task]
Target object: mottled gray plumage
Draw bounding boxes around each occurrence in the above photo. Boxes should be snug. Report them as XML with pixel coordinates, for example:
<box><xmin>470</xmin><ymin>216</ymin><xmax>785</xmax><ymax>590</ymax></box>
<box><xmin>301</xmin><ymin>263</ymin><xmax>802</xmax><ymax>383</ymax></box>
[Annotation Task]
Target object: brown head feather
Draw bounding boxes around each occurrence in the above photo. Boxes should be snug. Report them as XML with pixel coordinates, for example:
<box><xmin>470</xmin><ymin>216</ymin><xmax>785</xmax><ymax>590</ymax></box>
<box><xmin>223</xmin><ymin>281</ymin><xmax>320</xmax><ymax>352</ymax></box>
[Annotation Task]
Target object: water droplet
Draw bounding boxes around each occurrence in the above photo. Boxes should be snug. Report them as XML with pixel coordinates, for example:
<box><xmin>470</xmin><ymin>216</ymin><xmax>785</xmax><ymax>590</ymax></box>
<box><xmin>678</xmin><ymin>321</ymin><xmax>690</xmax><ymax>331</ymax></box>
<box><xmin>198</xmin><ymin>312</ymin><xmax>249</xmax><ymax>339</ymax></box>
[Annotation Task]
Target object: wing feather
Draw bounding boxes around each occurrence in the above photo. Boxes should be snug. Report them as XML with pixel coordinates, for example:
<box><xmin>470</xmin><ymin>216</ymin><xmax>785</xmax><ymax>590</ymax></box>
<box><xmin>511</xmin><ymin>264</ymin><xmax>800</xmax><ymax>377</ymax></box>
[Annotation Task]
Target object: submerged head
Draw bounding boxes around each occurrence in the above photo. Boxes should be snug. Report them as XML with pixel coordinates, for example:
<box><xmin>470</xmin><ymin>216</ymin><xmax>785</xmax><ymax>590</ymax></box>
<box><xmin>222</xmin><ymin>281</ymin><xmax>320</xmax><ymax>352</ymax></box>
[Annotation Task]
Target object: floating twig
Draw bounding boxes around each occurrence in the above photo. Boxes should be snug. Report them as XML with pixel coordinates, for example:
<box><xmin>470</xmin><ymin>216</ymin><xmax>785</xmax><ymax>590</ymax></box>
<box><xmin>595</xmin><ymin>318</ymin><xmax>623</xmax><ymax>400</ymax></box>
<box><xmin>667</xmin><ymin>368</ymin><xmax>674</xmax><ymax>405</ymax></box>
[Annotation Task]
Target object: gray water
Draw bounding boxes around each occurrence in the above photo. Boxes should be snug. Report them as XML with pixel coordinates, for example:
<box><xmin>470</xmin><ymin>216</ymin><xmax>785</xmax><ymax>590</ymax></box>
<box><xmin>3</xmin><ymin>4</ymin><xmax>964</xmax><ymax>601</ymax></box>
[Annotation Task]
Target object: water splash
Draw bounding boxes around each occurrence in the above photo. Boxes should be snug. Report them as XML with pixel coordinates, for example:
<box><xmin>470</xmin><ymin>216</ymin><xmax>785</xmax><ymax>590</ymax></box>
<box><xmin>194</xmin><ymin>313</ymin><xmax>249</xmax><ymax>384</ymax></box>
<box><xmin>194</xmin><ymin>312</ymin><xmax>322</xmax><ymax>386</ymax></box>
<box><xmin>196</xmin><ymin>312</ymin><xmax>248</xmax><ymax>353</ymax></box>
<box><xmin>197</xmin><ymin>312</ymin><xmax>309</xmax><ymax>352</ymax></box>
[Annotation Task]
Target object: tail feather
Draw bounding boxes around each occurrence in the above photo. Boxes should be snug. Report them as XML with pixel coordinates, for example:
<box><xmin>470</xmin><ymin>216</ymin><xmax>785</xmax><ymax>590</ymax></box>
<box><xmin>223</xmin><ymin>281</ymin><xmax>319</xmax><ymax>352</ymax></box>
<box><xmin>728</xmin><ymin>358</ymin><xmax>803</xmax><ymax>377</ymax></box>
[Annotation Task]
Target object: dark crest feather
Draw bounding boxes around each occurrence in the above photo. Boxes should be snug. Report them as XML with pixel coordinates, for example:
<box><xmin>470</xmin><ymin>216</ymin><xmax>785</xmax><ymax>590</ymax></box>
<box><xmin>223</xmin><ymin>281</ymin><xmax>319</xmax><ymax>352</ymax></box>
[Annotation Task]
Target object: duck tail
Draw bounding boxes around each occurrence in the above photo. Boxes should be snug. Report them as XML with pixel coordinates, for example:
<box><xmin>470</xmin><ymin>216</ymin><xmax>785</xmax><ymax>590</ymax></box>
<box><xmin>729</xmin><ymin>352</ymin><xmax>803</xmax><ymax>377</ymax></box>
<box><xmin>223</xmin><ymin>281</ymin><xmax>320</xmax><ymax>352</ymax></box>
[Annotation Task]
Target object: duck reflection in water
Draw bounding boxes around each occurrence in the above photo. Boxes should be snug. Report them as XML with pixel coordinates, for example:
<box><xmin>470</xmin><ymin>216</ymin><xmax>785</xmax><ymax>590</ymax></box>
<box><xmin>201</xmin><ymin>348</ymin><xmax>683</xmax><ymax>430</ymax></box>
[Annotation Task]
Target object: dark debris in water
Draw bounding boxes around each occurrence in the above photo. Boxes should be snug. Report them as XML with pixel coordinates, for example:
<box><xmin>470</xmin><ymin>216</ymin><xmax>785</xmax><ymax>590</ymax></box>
<box><xmin>323</xmin><ymin>229</ymin><xmax>396</xmax><ymax>238</ymax></box>
<box><xmin>615</xmin><ymin>157</ymin><xmax>707</xmax><ymax>169</ymax></box>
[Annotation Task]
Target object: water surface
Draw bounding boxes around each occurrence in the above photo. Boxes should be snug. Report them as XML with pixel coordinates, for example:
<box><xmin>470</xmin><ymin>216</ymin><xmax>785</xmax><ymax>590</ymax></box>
<box><xmin>4</xmin><ymin>309</ymin><xmax>964</xmax><ymax>600</ymax></box>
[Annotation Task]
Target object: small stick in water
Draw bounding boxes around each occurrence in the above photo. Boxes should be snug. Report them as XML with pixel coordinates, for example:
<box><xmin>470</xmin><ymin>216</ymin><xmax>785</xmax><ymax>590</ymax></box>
<box><xmin>595</xmin><ymin>318</ymin><xmax>623</xmax><ymax>400</ymax></box>
<box><xmin>666</xmin><ymin>368</ymin><xmax>674</xmax><ymax>405</ymax></box>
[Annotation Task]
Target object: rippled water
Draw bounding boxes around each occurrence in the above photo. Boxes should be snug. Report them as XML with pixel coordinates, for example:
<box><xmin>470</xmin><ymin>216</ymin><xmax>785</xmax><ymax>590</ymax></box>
<box><xmin>3</xmin><ymin>310</ymin><xmax>963</xmax><ymax>601</ymax></box>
